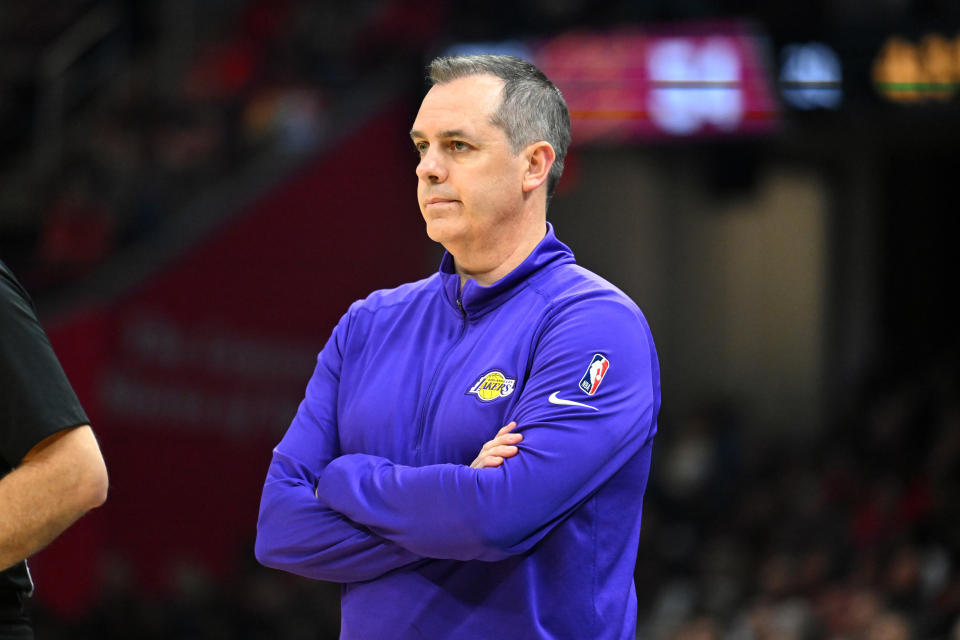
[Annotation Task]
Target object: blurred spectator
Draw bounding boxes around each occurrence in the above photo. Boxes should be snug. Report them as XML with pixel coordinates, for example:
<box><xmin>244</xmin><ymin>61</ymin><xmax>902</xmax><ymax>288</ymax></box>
<box><xmin>866</xmin><ymin>612</ymin><xmax>912</xmax><ymax>640</ymax></box>
<box><xmin>35</xmin><ymin>163</ymin><xmax>115</xmax><ymax>283</ymax></box>
<box><xmin>242</xmin><ymin>85</ymin><xmax>326</xmax><ymax>153</ymax></box>
<box><xmin>670</xmin><ymin>616</ymin><xmax>721</xmax><ymax>640</ymax></box>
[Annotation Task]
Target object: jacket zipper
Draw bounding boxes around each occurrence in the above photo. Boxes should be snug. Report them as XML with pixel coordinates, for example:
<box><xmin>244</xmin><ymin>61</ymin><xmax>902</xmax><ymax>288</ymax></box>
<box><xmin>414</xmin><ymin>297</ymin><xmax>467</xmax><ymax>464</ymax></box>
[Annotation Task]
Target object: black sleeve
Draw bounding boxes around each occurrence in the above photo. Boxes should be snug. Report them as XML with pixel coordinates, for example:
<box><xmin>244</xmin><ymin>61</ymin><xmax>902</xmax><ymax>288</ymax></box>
<box><xmin>0</xmin><ymin>261</ymin><xmax>89</xmax><ymax>469</ymax></box>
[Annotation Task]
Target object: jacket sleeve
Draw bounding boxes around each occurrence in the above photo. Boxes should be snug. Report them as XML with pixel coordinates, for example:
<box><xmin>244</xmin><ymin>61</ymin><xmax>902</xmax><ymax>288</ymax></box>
<box><xmin>315</xmin><ymin>296</ymin><xmax>660</xmax><ymax>561</ymax></box>
<box><xmin>255</xmin><ymin>314</ymin><xmax>423</xmax><ymax>582</ymax></box>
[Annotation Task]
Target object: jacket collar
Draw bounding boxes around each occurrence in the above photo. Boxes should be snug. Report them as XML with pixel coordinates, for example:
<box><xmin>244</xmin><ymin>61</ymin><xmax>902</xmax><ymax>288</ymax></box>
<box><xmin>438</xmin><ymin>222</ymin><xmax>576</xmax><ymax>318</ymax></box>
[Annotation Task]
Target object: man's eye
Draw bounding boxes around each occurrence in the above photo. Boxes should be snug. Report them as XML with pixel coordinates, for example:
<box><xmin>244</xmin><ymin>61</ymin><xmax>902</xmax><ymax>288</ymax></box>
<box><xmin>451</xmin><ymin>141</ymin><xmax>468</xmax><ymax>152</ymax></box>
<box><xmin>414</xmin><ymin>142</ymin><xmax>427</xmax><ymax>155</ymax></box>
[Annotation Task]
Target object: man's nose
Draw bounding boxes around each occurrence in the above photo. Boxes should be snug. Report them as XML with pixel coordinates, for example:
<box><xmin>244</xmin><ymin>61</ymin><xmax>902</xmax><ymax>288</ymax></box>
<box><xmin>416</xmin><ymin>147</ymin><xmax>447</xmax><ymax>183</ymax></box>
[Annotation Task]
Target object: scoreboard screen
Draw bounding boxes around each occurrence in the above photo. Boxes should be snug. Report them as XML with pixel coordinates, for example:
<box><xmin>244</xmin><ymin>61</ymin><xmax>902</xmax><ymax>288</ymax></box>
<box><xmin>531</xmin><ymin>22</ymin><xmax>780</xmax><ymax>142</ymax></box>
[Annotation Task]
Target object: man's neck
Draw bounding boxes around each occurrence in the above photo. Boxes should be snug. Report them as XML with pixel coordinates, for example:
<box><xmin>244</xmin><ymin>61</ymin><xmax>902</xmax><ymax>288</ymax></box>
<box><xmin>454</xmin><ymin>219</ymin><xmax>547</xmax><ymax>288</ymax></box>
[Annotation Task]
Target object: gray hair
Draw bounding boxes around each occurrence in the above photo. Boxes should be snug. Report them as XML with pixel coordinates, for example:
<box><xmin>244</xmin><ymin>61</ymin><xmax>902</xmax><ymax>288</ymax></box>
<box><xmin>428</xmin><ymin>54</ymin><xmax>571</xmax><ymax>201</ymax></box>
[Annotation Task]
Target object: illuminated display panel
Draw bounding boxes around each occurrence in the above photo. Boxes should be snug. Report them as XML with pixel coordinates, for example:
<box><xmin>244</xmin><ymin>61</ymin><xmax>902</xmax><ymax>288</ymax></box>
<box><xmin>872</xmin><ymin>33</ymin><xmax>960</xmax><ymax>103</ymax></box>
<box><xmin>531</xmin><ymin>22</ymin><xmax>779</xmax><ymax>142</ymax></box>
<box><xmin>779</xmin><ymin>42</ymin><xmax>843</xmax><ymax>110</ymax></box>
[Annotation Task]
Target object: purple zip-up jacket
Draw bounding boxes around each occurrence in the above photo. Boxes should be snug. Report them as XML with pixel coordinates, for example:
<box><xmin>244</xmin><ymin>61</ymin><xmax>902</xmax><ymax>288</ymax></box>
<box><xmin>255</xmin><ymin>224</ymin><xmax>660</xmax><ymax>639</ymax></box>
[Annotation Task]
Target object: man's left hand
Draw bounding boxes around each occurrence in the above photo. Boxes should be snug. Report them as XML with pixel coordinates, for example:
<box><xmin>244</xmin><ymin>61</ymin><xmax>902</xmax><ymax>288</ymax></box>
<box><xmin>470</xmin><ymin>422</ymin><xmax>522</xmax><ymax>469</ymax></box>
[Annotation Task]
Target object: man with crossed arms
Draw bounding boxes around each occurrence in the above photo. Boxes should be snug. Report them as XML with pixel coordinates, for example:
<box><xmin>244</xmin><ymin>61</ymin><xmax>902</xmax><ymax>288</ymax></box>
<box><xmin>256</xmin><ymin>54</ymin><xmax>660</xmax><ymax>639</ymax></box>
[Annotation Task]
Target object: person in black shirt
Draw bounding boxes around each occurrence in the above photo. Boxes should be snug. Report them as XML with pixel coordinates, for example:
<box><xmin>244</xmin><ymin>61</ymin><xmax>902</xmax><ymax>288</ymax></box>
<box><xmin>0</xmin><ymin>260</ymin><xmax>108</xmax><ymax>638</ymax></box>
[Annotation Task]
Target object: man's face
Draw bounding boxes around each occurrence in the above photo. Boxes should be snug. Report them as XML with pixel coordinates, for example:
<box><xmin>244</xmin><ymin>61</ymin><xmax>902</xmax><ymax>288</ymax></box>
<box><xmin>410</xmin><ymin>75</ymin><xmax>528</xmax><ymax>254</ymax></box>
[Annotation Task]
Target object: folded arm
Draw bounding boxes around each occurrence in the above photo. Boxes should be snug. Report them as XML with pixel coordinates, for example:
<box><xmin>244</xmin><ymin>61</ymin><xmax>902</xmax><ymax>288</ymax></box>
<box><xmin>316</xmin><ymin>298</ymin><xmax>660</xmax><ymax>561</ymax></box>
<box><xmin>255</xmin><ymin>317</ymin><xmax>424</xmax><ymax>582</ymax></box>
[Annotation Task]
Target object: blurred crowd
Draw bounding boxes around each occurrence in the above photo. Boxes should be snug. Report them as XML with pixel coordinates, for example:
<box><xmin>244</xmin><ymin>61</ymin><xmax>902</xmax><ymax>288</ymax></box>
<box><xmin>0</xmin><ymin>0</ymin><xmax>446</xmax><ymax>291</ymax></box>
<box><xmin>29</xmin><ymin>553</ymin><xmax>343</xmax><ymax>639</ymax></box>
<box><xmin>637</xmin><ymin>352</ymin><xmax>960</xmax><ymax>640</ymax></box>
<box><xmin>7</xmin><ymin>0</ymin><xmax>953</xmax><ymax>292</ymax></box>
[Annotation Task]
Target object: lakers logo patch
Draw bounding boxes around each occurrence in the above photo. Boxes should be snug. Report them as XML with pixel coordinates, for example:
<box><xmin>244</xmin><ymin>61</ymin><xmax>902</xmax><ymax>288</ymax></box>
<box><xmin>467</xmin><ymin>370</ymin><xmax>516</xmax><ymax>402</ymax></box>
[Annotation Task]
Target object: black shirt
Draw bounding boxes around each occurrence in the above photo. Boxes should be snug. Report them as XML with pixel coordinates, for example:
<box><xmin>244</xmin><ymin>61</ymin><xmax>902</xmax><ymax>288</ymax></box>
<box><xmin>0</xmin><ymin>260</ymin><xmax>89</xmax><ymax>594</ymax></box>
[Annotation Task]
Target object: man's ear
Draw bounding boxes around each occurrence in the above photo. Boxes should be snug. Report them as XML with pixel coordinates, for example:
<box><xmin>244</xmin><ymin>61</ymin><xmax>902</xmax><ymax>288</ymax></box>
<box><xmin>521</xmin><ymin>141</ymin><xmax>556</xmax><ymax>193</ymax></box>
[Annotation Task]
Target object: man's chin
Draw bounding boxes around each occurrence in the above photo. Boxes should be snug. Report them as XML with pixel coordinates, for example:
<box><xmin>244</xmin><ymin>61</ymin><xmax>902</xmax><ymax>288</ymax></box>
<box><xmin>424</xmin><ymin>219</ymin><xmax>463</xmax><ymax>246</ymax></box>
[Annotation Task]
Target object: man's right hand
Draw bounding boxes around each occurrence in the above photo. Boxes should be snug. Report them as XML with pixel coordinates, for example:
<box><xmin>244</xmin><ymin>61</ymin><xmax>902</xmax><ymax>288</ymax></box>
<box><xmin>470</xmin><ymin>422</ymin><xmax>523</xmax><ymax>469</ymax></box>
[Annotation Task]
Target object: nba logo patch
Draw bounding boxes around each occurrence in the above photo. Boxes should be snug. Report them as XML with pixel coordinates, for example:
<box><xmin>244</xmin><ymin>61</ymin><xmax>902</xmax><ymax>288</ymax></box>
<box><xmin>579</xmin><ymin>354</ymin><xmax>610</xmax><ymax>396</ymax></box>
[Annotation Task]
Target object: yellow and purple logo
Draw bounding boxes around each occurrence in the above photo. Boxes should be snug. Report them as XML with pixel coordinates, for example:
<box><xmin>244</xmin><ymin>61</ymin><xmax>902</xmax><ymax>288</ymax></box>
<box><xmin>467</xmin><ymin>370</ymin><xmax>516</xmax><ymax>402</ymax></box>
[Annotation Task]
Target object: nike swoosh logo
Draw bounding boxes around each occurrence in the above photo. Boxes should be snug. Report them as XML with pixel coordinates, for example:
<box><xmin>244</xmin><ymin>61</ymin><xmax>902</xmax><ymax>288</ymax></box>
<box><xmin>548</xmin><ymin>392</ymin><xmax>598</xmax><ymax>411</ymax></box>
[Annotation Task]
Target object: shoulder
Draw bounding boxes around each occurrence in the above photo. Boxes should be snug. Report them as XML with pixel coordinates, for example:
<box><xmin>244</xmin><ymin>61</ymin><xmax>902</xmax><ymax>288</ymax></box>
<box><xmin>0</xmin><ymin>262</ymin><xmax>89</xmax><ymax>462</ymax></box>
<box><xmin>1</xmin><ymin>260</ymin><xmax>26</xmax><ymax>302</ymax></box>
<box><xmin>525</xmin><ymin>264</ymin><xmax>660</xmax><ymax>409</ymax></box>
<box><xmin>330</xmin><ymin>273</ymin><xmax>443</xmax><ymax>345</ymax></box>
<box><xmin>345</xmin><ymin>272</ymin><xmax>442</xmax><ymax>318</ymax></box>
<box><xmin>0</xmin><ymin>261</ymin><xmax>39</xmax><ymax>332</ymax></box>
<box><xmin>532</xmin><ymin>263</ymin><xmax>649</xmax><ymax>331</ymax></box>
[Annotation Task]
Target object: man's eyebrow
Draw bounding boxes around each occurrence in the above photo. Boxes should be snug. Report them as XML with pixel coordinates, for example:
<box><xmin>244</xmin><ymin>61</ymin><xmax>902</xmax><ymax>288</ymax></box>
<box><xmin>409</xmin><ymin>129</ymin><xmax>472</xmax><ymax>140</ymax></box>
